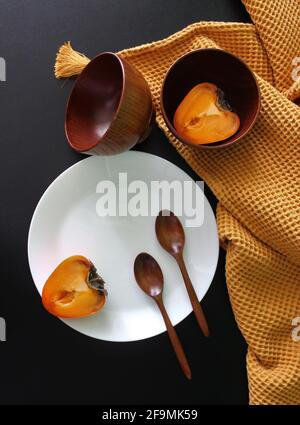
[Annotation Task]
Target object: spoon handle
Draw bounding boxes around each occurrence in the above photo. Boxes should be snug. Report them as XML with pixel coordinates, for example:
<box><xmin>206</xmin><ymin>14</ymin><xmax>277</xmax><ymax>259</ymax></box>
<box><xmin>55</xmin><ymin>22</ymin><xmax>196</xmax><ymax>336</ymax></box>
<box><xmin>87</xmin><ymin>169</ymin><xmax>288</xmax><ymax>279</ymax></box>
<box><xmin>155</xmin><ymin>296</ymin><xmax>192</xmax><ymax>380</ymax></box>
<box><xmin>176</xmin><ymin>254</ymin><xmax>210</xmax><ymax>337</ymax></box>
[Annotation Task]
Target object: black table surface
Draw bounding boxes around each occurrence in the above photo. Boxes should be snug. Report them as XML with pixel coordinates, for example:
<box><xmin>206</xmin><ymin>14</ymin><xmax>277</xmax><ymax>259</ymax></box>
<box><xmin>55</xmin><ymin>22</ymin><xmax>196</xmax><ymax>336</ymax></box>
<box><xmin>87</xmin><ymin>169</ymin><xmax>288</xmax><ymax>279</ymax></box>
<box><xmin>0</xmin><ymin>0</ymin><xmax>250</xmax><ymax>405</ymax></box>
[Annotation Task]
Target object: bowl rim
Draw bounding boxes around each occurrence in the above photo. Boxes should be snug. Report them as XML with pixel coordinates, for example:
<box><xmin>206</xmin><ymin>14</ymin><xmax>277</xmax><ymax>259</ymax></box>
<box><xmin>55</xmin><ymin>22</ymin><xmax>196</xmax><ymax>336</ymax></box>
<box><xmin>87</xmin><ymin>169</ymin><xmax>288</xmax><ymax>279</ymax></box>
<box><xmin>65</xmin><ymin>51</ymin><xmax>126</xmax><ymax>153</ymax></box>
<box><xmin>160</xmin><ymin>48</ymin><xmax>261</xmax><ymax>149</ymax></box>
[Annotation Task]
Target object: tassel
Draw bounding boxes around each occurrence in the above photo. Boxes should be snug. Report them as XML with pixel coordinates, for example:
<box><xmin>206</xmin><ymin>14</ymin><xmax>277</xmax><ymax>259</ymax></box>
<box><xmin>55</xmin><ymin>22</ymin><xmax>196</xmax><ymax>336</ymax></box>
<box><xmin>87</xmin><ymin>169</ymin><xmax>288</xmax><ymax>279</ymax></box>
<box><xmin>54</xmin><ymin>42</ymin><xmax>90</xmax><ymax>79</ymax></box>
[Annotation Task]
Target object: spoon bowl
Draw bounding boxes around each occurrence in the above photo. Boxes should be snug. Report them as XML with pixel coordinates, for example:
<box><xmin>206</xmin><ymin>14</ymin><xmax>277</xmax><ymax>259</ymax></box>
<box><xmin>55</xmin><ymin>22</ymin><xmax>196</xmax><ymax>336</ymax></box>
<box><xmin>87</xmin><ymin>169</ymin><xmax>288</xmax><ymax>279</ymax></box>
<box><xmin>155</xmin><ymin>210</ymin><xmax>185</xmax><ymax>255</ymax></box>
<box><xmin>134</xmin><ymin>252</ymin><xmax>163</xmax><ymax>297</ymax></box>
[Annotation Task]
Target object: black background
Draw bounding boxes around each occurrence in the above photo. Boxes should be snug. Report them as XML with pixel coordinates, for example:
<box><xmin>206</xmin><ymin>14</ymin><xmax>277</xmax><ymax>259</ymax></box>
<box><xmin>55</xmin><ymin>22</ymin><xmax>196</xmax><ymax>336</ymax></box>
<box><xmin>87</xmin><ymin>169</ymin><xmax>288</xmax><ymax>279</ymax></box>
<box><xmin>0</xmin><ymin>0</ymin><xmax>250</xmax><ymax>405</ymax></box>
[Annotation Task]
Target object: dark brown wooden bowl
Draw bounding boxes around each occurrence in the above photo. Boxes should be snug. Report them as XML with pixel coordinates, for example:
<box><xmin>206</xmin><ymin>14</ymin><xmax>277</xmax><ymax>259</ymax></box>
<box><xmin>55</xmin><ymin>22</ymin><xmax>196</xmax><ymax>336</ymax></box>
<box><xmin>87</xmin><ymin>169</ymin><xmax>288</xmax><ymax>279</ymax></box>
<box><xmin>160</xmin><ymin>48</ymin><xmax>260</xmax><ymax>149</ymax></box>
<box><xmin>65</xmin><ymin>52</ymin><xmax>155</xmax><ymax>155</ymax></box>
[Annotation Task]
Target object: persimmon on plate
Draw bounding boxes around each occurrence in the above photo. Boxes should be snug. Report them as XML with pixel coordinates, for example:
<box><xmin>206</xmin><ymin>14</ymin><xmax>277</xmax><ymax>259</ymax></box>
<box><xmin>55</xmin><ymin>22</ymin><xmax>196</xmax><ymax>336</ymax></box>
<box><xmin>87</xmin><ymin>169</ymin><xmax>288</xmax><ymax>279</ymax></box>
<box><xmin>42</xmin><ymin>255</ymin><xmax>107</xmax><ymax>318</ymax></box>
<box><xmin>174</xmin><ymin>82</ymin><xmax>240</xmax><ymax>145</ymax></box>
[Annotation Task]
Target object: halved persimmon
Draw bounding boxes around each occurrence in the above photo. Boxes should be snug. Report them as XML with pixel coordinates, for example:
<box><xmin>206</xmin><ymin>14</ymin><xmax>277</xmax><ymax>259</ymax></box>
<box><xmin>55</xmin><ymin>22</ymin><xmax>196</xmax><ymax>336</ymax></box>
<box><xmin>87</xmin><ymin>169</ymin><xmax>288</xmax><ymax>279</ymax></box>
<box><xmin>174</xmin><ymin>82</ymin><xmax>240</xmax><ymax>144</ymax></box>
<box><xmin>42</xmin><ymin>255</ymin><xmax>107</xmax><ymax>318</ymax></box>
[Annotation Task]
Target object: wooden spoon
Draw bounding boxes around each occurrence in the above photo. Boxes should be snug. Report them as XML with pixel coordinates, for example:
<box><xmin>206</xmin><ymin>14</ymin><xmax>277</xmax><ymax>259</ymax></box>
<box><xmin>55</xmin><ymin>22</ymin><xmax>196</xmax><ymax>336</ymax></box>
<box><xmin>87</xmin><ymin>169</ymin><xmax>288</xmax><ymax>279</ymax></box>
<box><xmin>155</xmin><ymin>210</ymin><xmax>210</xmax><ymax>337</ymax></box>
<box><xmin>134</xmin><ymin>252</ymin><xmax>192</xmax><ymax>380</ymax></box>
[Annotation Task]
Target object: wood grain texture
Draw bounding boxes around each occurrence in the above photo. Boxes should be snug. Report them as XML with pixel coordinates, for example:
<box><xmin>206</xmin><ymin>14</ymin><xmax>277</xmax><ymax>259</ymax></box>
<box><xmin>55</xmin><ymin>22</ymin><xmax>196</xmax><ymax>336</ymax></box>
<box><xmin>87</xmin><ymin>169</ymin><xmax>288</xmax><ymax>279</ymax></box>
<box><xmin>65</xmin><ymin>52</ymin><xmax>154</xmax><ymax>155</ymax></box>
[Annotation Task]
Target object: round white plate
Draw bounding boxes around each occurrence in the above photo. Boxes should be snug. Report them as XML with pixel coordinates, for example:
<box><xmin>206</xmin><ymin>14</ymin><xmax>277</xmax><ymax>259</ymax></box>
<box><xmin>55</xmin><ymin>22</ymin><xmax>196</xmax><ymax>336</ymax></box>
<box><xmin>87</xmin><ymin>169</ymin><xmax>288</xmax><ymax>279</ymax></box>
<box><xmin>28</xmin><ymin>151</ymin><xmax>219</xmax><ymax>342</ymax></box>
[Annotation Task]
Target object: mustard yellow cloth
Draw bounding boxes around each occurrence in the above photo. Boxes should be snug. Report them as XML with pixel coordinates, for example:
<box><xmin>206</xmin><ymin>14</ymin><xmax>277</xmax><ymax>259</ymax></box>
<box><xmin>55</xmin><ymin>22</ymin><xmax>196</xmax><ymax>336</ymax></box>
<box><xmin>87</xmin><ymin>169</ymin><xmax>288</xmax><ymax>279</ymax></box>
<box><xmin>55</xmin><ymin>0</ymin><xmax>300</xmax><ymax>404</ymax></box>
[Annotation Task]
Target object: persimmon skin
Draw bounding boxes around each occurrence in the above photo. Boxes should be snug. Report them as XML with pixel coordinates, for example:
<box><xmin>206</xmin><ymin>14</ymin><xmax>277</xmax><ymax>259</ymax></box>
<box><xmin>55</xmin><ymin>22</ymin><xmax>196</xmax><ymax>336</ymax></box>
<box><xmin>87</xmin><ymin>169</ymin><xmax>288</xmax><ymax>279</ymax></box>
<box><xmin>174</xmin><ymin>82</ymin><xmax>240</xmax><ymax>144</ymax></box>
<box><xmin>42</xmin><ymin>255</ymin><xmax>106</xmax><ymax>318</ymax></box>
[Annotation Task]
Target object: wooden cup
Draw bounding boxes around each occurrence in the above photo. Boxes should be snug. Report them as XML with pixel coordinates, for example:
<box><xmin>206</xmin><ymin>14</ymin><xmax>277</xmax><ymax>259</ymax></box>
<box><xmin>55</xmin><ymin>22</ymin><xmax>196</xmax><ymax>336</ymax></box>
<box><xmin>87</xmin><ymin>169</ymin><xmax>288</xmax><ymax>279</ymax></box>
<box><xmin>161</xmin><ymin>48</ymin><xmax>260</xmax><ymax>149</ymax></box>
<box><xmin>65</xmin><ymin>52</ymin><xmax>155</xmax><ymax>155</ymax></box>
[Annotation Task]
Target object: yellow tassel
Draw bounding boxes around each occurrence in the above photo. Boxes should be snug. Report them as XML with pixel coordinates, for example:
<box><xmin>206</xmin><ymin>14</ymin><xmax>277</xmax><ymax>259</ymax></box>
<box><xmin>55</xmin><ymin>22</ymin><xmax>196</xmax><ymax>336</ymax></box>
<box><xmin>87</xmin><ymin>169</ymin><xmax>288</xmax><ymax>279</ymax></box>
<box><xmin>54</xmin><ymin>42</ymin><xmax>90</xmax><ymax>79</ymax></box>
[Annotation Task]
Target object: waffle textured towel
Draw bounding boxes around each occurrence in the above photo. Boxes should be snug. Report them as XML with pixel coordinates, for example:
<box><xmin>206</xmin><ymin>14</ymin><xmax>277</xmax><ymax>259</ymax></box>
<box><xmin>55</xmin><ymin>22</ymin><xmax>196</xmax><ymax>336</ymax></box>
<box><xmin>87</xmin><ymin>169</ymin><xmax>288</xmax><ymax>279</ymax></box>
<box><xmin>55</xmin><ymin>0</ymin><xmax>300</xmax><ymax>404</ymax></box>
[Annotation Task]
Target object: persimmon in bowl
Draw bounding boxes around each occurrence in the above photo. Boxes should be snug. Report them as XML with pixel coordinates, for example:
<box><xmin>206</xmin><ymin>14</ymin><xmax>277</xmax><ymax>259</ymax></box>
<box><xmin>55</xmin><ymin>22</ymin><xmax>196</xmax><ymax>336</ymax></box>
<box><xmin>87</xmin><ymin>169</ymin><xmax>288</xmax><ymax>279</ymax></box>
<box><xmin>160</xmin><ymin>49</ymin><xmax>260</xmax><ymax>149</ymax></box>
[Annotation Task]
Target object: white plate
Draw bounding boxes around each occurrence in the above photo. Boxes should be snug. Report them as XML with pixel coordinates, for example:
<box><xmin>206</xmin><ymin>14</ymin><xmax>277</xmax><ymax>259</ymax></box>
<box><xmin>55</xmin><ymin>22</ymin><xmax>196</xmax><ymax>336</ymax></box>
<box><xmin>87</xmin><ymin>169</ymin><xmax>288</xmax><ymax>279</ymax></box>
<box><xmin>28</xmin><ymin>151</ymin><xmax>219</xmax><ymax>342</ymax></box>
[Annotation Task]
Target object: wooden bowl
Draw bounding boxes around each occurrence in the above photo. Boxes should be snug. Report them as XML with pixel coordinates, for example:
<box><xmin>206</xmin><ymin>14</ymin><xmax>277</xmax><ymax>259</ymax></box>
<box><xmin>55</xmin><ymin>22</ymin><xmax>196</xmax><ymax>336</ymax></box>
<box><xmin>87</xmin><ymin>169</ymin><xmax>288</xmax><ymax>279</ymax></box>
<box><xmin>160</xmin><ymin>48</ymin><xmax>260</xmax><ymax>149</ymax></box>
<box><xmin>65</xmin><ymin>52</ymin><xmax>155</xmax><ymax>155</ymax></box>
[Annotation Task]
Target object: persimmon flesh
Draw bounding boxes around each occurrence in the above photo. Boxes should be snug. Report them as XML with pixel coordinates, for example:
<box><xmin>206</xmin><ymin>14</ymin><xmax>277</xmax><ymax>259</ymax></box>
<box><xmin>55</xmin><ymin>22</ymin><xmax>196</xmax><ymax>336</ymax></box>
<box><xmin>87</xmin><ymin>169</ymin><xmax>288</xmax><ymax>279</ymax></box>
<box><xmin>42</xmin><ymin>255</ymin><xmax>106</xmax><ymax>318</ymax></box>
<box><xmin>173</xmin><ymin>82</ymin><xmax>240</xmax><ymax>144</ymax></box>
